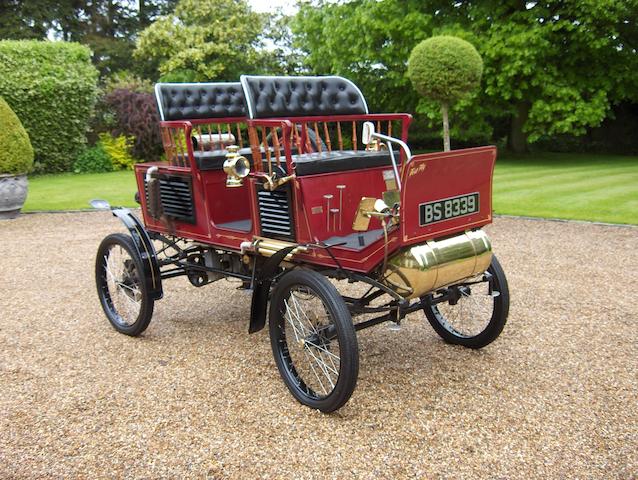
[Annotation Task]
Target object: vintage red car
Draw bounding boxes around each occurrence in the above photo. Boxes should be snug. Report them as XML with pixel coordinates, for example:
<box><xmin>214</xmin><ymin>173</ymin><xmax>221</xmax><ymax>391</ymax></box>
<box><xmin>94</xmin><ymin>75</ymin><xmax>509</xmax><ymax>412</ymax></box>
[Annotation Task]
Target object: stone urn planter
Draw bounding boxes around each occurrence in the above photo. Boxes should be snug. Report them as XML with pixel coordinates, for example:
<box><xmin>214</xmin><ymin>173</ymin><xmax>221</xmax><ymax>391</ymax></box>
<box><xmin>0</xmin><ymin>96</ymin><xmax>34</xmax><ymax>220</ymax></box>
<box><xmin>0</xmin><ymin>174</ymin><xmax>28</xmax><ymax>219</ymax></box>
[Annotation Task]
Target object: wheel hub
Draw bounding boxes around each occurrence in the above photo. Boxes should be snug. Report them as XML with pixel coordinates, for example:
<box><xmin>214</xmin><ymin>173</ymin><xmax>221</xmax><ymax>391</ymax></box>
<box><xmin>300</xmin><ymin>330</ymin><xmax>331</xmax><ymax>351</ymax></box>
<box><xmin>120</xmin><ymin>259</ymin><xmax>139</xmax><ymax>300</ymax></box>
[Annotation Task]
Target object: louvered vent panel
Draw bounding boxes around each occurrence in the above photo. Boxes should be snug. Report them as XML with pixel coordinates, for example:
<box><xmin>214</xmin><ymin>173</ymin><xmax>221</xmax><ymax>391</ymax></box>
<box><xmin>257</xmin><ymin>186</ymin><xmax>295</xmax><ymax>241</ymax></box>
<box><xmin>145</xmin><ymin>175</ymin><xmax>195</xmax><ymax>224</ymax></box>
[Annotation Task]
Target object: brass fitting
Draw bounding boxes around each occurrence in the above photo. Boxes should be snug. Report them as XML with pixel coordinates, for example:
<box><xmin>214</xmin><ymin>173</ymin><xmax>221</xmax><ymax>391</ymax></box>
<box><xmin>223</xmin><ymin>145</ymin><xmax>250</xmax><ymax>187</ymax></box>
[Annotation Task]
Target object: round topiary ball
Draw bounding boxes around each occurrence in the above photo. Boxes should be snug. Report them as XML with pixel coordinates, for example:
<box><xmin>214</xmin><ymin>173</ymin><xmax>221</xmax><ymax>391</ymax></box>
<box><xmin>407</xmin><ymin>36</ymin><xmax>483</xmax><ymax>104</ymax></box>
<box><xmin>0</xmin><ymin>97</ymin><xmax>34</xmax><ymax>175</ymax></box>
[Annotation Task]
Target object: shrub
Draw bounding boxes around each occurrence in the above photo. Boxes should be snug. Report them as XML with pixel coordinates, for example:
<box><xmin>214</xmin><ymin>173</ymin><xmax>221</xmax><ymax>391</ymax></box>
<box><xmin>103</xmin><ymin>88</ymin><xmax>163</xmax><ymax>161</ymax></box>
<box><xmin>0</xmin><ymin>97</ymin><xmax>34</xmax><ymax>175</ymax></box>
<box><xmin>73</xmin><ymin>144</ymin><xmax>113</xmax><ymax>173</ymax></box>
<box><xmin>99</xmin><ymin>133</ymin><xmax>136</xmax><ymax>170</ymax></box>
<box><xmin>0</xmin><ymin>40</ymin><xmax>99</xmax><ymax>173</ymax></box>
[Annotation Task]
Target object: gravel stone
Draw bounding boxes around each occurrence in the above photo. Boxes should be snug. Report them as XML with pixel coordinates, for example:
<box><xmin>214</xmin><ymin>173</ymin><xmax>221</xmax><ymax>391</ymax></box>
<box><xmin>0</xmin><ymin>212</ymin><xmax>636</xmax><ymax>479</ymax></box>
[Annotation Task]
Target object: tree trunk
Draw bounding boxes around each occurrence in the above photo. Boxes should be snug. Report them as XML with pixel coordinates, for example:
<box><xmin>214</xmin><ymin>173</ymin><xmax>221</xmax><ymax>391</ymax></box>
<box><xmin>441</xmin><ymin>102</ymin><xmax>450</xmax><ymax>152</ymax></box>
<box><xmin>107</xmin><ymin>0</ymin><xmax>116</xmax><ymax>36</ymax></box>
<box><xmin>139</xmin><ymin>0</ymin><xmax>149</xmax><ymax>28</ymax></box>
<box><xmin>508</xmin><ymin>102</ymin><xmax>530</xmax><ymax>153</ymax></box>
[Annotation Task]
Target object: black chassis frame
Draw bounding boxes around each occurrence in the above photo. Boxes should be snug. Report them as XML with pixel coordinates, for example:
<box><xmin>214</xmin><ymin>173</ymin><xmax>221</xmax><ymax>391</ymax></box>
<box><xmin>111</xmin><ymin>208</ymin><xmax>490</xmax><ymax>335</ymax></box>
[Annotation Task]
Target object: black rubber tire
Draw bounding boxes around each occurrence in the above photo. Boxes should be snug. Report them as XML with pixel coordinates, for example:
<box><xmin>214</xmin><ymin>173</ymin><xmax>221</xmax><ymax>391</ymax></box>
<box><xmin>423</xmin><ymin>255</ymin><xmax>509</xmax><ymax>349</ymax></box>
<box><xmin>96</xmin><ymin>233</ymin><xmax>154</xmax><ymax>336</ymax></box>
<box><xmin>269</xmin><ymin>269</ymin><xmax>359</xmax><ymax>412</ymax></box>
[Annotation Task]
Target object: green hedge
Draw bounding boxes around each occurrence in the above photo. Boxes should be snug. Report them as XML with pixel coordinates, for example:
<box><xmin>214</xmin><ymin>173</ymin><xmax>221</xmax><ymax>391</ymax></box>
<box><xmin>0</xmin><ymin>41</ymin><xmax>99</xmax><ymax>173</ymax></box>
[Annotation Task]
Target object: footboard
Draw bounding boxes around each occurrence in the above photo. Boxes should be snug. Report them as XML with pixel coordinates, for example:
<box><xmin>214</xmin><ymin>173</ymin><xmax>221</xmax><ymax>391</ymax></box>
<box><xmin>399</xmin><ymin>146</ymin><xmax>496</xmax><ymax>245</ymax></box>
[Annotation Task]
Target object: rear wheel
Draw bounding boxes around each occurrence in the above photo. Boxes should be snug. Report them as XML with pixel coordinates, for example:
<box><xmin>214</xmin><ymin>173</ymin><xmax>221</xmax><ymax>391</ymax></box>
<box><xmin>269</xmin><ymin>269</ymin><xmax>359</xmax><ymax>412</ymax></box>
<box><xmin>96</xmin><ymin>233</ymin><xmax>154</xmax><ymax>336</ymax></box>
<box><xmin>422</xmin><ymin>255</ymin><xmax>509</xmax><ymax>349</ymax></box>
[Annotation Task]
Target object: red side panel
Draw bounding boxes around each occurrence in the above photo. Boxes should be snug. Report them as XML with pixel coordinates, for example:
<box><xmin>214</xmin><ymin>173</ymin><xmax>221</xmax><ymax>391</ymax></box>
<box><xmin>400</xmin><ymin>146</ymin><xmax>496</xmax><ymax>245</ymax></box>
<box><xmin>134</xmin><ymin>163</ymin><xmax>254</xmax><ymax>250</ymax></box>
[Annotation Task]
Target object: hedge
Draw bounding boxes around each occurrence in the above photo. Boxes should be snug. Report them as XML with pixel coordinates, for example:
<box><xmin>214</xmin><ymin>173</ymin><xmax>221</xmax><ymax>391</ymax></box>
<box><xmin>0</xmin><ymin>40</ymin><xmax>99</xmax><ymax>173</ymax></box>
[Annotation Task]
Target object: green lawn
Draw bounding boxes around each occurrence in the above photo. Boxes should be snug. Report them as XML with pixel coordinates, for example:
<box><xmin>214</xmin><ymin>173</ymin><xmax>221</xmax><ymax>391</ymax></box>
<box><xmin>22</xmin><ymin>153</ymin><xmax>638</xmax><ymax>224</ymax></box>
<box><xmin>23</xmin><ymin>171</ymin><xmax>138</xmax><ymax>211</ymax></box>
<box><xmin>493</xmin><ymin>153</ymin><xmax>637</xmax><ymax>224</ymax></box>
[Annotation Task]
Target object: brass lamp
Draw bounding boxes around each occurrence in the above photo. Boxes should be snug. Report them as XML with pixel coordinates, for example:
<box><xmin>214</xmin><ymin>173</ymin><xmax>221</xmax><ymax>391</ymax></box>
<box><xmin>223</xmin><ymin>145</ymin><xmax>250</xmax><ymax>187</ymax></box>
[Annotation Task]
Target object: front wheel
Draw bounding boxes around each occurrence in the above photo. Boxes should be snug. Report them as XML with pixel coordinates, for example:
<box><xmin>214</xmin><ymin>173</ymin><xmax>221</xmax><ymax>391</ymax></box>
<box><xmin>422</xmin><ymin>255</ymin><xmax>509</xmax><ymax>349</ymax></box>
<box><xmin>269</xmin><ymin>269</ymin><xmax>359</xmax><ymax>412</ymax></box>
<box><xmin>96</xmin><ymin>233</ymin><xmax>154</xmax><ymax>336</ymax></box>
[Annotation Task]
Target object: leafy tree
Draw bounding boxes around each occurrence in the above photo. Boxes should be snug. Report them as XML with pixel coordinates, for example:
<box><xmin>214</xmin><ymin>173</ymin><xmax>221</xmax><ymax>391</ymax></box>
<box><xmin>293</xmin><ymin>0</ymin><xmax>638</xmax><ymax>152</ymax></box>
<box><xmin>135</xmin><ymin>0</ymin><xmax>276</xmax><ymax>81</ymax></box>
<box><xmin>469</xmin><ymin>0</ymin><xmax>638</xmax><ymax>151</ymax></box>
<box><xmin>293</xmin><ymin>0</ymin><xmax>430</xmax><ymax>113</ymax></box>
<box><xmin>261</xmin><ymin>9</ymin><xmax>306</xmax><ymax>76</ymax></box>
<box><xmin>0</xmin><ymin>0</ymin><xmax>65</xmax><ymax>40</ymax></box>
<box><xmin>408</xmin><ymin>36</ymin><xmax>483</xmax><ymax>151</ymax></box>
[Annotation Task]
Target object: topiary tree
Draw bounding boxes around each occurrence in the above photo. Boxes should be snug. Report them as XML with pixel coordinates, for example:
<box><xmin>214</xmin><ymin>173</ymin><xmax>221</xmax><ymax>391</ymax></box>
<box><xmin>0</xmin><ymin>97</ymin><xmax>34</xmax><ymax>175</ymax></box>
<box><xmin>408</xmin><ymin>36</ymin><xmax>483</xmax><ymax>151</ymax></box>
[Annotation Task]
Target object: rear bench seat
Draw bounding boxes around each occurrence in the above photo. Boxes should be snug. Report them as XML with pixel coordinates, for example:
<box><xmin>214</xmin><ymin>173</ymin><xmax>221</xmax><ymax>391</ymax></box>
<box><xmin>155</xmin><ymin>82</ymin><xmax>246</xmax><ymax>121</ymax></box>
<box><xmin>155</xmin><ymin>81</ymin><xmax>248</xmax><ymax>169</ymax></box>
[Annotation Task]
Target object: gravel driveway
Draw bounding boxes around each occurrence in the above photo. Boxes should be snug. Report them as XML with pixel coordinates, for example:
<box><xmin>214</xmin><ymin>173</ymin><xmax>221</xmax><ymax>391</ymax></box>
<box><xmin>0</xmin><ymin>212</ymin><xmax>636</xmax><ymax>479</ymax></box>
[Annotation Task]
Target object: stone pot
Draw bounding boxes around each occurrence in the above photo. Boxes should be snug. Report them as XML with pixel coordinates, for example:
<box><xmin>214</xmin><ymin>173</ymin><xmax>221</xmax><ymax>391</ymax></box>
<box><xmin>0</xmin><ymin>174</ymin><xmax>28</xmax><ymax>219</ymax></box>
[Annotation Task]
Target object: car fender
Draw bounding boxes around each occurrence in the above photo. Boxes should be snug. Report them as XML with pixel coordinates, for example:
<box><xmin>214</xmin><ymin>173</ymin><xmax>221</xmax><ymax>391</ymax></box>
<box><xmin>249</xmin><ymin>245</ymin><xmax>298</xmax><ymax>334</ymax></box>
<box><xmin>111</xmin><ymin>208</ymin><xmax>163</xmax><ymax>300</ymax></box>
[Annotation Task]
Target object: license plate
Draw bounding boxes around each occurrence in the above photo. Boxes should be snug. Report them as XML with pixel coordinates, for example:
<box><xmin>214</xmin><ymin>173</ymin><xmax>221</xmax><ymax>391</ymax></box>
<box><xmin>419</xmin><ymin>193</ymin><xmax>480</xmax><ymax>226</ymax></box>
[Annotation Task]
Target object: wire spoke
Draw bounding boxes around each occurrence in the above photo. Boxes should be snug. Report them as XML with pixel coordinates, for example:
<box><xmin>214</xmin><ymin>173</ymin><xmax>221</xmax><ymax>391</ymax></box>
<box><xmin>435</xmin><ymin>276</ymin><xmax>496</xmax><ymax>337</ymax></box>
<box><xmin>304</xmin><ymin>344</ymin><xmax>336</xmax><ymax>388</ymax></box>
<box><xmin>302</xmin><ymin>348</ymin><xmax>328</xmax><ymax>395</ymax></box>
<box><xmin>281</xmin><ymin>285</ymin><xmax>342</xmax><ymax>399</ymax></box>
<box><xmin>103</xmin><ymin>245</ymin><xmax>141</xmax><ymax>326</ymax></box>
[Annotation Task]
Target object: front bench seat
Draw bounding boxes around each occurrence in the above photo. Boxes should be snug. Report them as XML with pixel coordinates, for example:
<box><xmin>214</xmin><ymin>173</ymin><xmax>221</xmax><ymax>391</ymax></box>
<box><xmin>190</xmin><ymin>148</ymin><xmax>397</xmax><ymax>175</ymax></box>
<box><xmin>188</xmin><ymin>127</ymin><xmax>324</xmax><ymax>171</ymax></box>
<box><xmin>189</xmin><ymin>147</ymin><xmax>293</xmax><ymax>171</ymax></box>
<box><xmin>190</xmin><ymin>147</ymin><xmax>255</xmax><ymax>171</ymax></box>
<box><xmin>292</xmin><ymin>150</ymin><xmax>396</xmax><ymax>176</ymax></box>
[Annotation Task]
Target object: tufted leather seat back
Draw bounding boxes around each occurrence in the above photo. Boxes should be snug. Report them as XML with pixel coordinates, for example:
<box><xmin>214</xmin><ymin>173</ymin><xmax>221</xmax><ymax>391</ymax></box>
<box><xmin>240</xmin><ymin>75</ymin><xmax>368</xmax><ymax>119</ymax></box>
<box><xmin>154</xmin><ymin>82</ymin><xmax>247</xmax><ymax>121</ymax></box>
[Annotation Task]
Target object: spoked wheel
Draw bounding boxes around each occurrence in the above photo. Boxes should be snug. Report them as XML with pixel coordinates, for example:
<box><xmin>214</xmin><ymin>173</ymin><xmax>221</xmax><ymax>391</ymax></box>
<box><xmin>96</xmin><ymin>233</ymin><xmax>154</xmax><ymax>336</ymax></box>
<box><xmin>269</xmin><ymin>269</ymin><xmax>359</xmax><ymax>412</ymax></box>
<box><xmin>422</xmin><ymin>255</ymin><xmax>509</xmax><ymax>349</ymax></box>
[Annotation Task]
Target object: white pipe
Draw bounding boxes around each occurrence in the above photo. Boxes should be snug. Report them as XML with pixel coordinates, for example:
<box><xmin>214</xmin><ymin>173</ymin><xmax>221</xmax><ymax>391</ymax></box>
<box><xmin>145</xmin><ymin>166</ymin><xmax>159</xmax><ymax>182</ymax></box>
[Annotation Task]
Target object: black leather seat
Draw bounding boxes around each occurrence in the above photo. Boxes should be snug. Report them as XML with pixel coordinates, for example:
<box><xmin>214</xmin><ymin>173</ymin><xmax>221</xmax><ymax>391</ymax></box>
<box><xmin>292</xmin><ymin>150</ymin><xmax>396</xmax><ymax>176</ymax></box>
<box><xmin>155</xmin><ymin>82</ymin><xmax>246</xmax><ymax>121</ymax></box>
<box><xmin>191</xmin><ymin>148</ymin><xmax>254</xmax><ymax>171</ymax></box>
<box><xmin>241</xmin><ymin>75</ymin><xmax>368</xmax><ymax>118</ymax></box>
<box><xmin>191</xmin><ymin>147</ymin><xmax>292</xmax><ymax>171</ymax></box>
<box><xmin>192</xmin><ymin>148</ymin><xmax>396</xmax><ymax>175</ymax></box>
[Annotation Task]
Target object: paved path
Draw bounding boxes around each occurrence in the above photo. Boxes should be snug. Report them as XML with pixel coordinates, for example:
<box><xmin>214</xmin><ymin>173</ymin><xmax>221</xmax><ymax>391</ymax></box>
<box><xmin>1</xmin><ymin>213</ymin><xmax>636</xmax><ymax>479</ymax></box>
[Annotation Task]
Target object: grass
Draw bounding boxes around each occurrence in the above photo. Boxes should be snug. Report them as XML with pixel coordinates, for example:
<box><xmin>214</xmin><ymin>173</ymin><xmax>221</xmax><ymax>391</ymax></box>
<box><xmin>21</xmin><ymin>153</ymin><xmax>638</xmax><ymax>224</ymax></box>
<box><xmin>23</xmin><ymin>171</ymin><xmax>137</xmax><ymax>211</ymax></box>
<box><xmin>493</xmin><ymin>153</ymin><xmax>637</xmax><ymax>224</ymax></box>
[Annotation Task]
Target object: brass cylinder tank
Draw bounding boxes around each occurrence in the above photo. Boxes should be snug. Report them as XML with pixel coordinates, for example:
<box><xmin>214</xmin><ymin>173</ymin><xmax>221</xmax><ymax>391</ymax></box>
<box><xmin>383</xmin><ymin>229</ymin><xmax>492</xmax><ymax>299</ymax></box>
